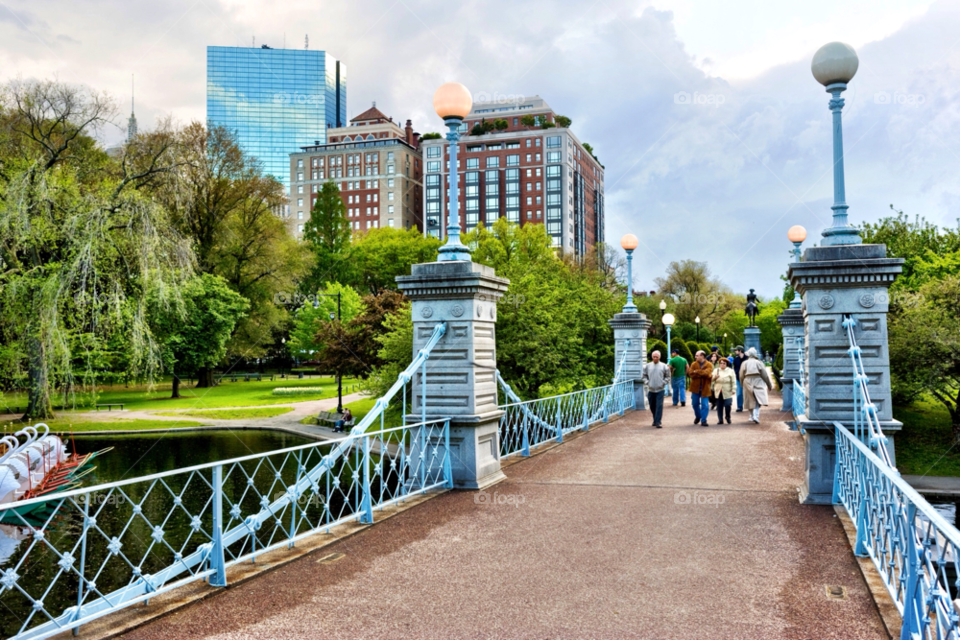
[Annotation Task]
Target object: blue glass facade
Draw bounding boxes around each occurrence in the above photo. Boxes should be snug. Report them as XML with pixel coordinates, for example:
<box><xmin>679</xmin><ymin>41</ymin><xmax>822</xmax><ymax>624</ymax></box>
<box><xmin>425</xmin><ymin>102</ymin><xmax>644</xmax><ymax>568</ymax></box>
<box><xmin>206</xmin><ymin>46</ymin><xmax>346</xmax><ymax>188</ymax></box>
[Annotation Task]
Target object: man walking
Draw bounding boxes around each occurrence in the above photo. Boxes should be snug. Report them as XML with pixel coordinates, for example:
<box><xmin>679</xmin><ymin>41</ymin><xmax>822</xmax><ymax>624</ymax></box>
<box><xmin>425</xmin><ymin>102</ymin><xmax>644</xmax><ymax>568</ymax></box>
<box><xmin>732</xmin><ymin>346</ymin><xmax>745</xmax><ymax>413</ymax></box>
<box><xmin>641</xmin><ymin>350</ymin><xmax>671</xmax><ymax>428</ymax></box>
<box><xmin>668</xmin><ymin>348</ymin><xmax>687</xmax><ymax>407</ymax></box>
<box><xmin>687</xmin><ymin>350</ymin><xmax>714</xmax><ymax>427</ymax></box>
<box><xmin>740</xmin><ymin>347</ymin><xmax>773</xmax><ymax>424</ymax></box>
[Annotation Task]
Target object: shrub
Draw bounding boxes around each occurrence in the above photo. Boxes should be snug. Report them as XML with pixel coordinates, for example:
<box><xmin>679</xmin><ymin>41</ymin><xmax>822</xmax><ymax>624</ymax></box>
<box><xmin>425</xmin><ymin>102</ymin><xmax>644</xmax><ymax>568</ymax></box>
<box><xmin>670</xmin><ymin>339</ymin><xmax>694</xmax><ymax>365</ymax></box>
<box><xmin>686</xmin><ymin>340</ymin><xmax>700</xmax><ymax>358</ymax></box>
<box><xmin>271</xmin><ymin>387</ymin><xmax>325</xmax><ymax>396</ymax></box>
<box><xmin>647</xmin><ymin>339</ymin><xmax>667</xmax><ymax>361</ymax></box>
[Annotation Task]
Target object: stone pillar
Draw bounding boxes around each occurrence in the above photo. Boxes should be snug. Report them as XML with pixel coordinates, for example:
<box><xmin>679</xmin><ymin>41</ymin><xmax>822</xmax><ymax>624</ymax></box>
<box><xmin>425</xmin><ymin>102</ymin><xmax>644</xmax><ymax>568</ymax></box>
<box><xmin>743</xmin><ymin>326</ymin><xmax>762</xmax><ymax>356</ymax></box>
<box><xmin>776</xmin><ymin>301</ymin><xmax>804</xmax><ymax>414</ymax></box>
<box><xmin>397</xmin><ymin>261</ymin><xmax>510</xmax><ymax>490</ymax></box>
<box><xmin>788</xmin><ymin>245</ymin><xmax>903</xmax><ymax>504</ymax></box>
<box><xmin>609</xmin><ymin>312</ymin><xmax>651</xmax><ymax>410</ymax></box>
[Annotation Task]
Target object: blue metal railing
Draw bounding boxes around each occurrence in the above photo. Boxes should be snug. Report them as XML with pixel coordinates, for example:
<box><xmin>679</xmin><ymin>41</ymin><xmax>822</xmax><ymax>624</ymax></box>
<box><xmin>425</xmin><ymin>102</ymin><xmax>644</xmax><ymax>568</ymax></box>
<box><xmin>833</xmin><ymin>314</ymin><xmax>960</xmax><ymax>638</ymax></box>
<box><xmin>0</xmin><ymin>324</ymin><xmax>452</xmax><ymax>640</ymax></box>
<box><xmin>497</xmin><ymin>375</ymin><xmax>635</xmax><ymax>459</ymax></box>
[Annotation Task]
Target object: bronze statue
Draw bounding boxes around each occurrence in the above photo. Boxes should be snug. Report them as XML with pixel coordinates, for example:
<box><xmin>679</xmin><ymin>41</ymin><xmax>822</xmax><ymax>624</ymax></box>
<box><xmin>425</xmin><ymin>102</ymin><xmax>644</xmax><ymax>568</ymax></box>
<box><xmin>745</xmin><ymin>289</ymin><xmax>759</xmax><ymax>327</ymax></box>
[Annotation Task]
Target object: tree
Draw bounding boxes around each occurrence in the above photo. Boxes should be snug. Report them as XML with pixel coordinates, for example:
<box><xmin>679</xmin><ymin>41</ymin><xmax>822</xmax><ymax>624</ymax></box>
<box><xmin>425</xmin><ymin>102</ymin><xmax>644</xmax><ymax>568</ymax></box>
<box><xmin>519</xmin><ymin>115</ymin><xmax>536</xmax><ymax>128</ymax></box>
<box><xmin>150</xmin><ymin>122</ymin><xmax>307</xmax><ymax>384</ymax></box>
<box><xmin>889</xmin><ymin>275</ymin><xmax>960</xmax><ymax>441</ymax></box>
<box><xmin>313</xmin><ymin>290</ymin><xmax>406</xmax><ymax>378</ymax></box>
<box><xmin>420</xmin><ymin>132</ymin><xmax>442</xmax><ymax>141</ymax></box>
<box><xmin>287</xmin><ymin>282</ymin><xmax>363</xmax><ymax>362</ymax></box>
<box><xmin>0</xmin><ymin>79</ymin><xmax>194</xmax><ymax>419</ymax></box>
<box><xmin>302</xmin><ymin>181</ymin><xmax>351</xmax><ymax>292</ymax></box>
<box><xmin>554</xmin><ymin>115</ymin><xmax>572</xmax><ymax>128</ymax></box>
<box><xmin>654</xmin><ymin>260</ymin><xmax>741</xmax><ymax>326</ymax></box>
<box><xmin>152</xmin><ymin>274</ymin><xmax>248</xmax><ymax>398</ymax></box>
<box><xmin>494</xmin><ymin>119</ymin><xmax>509</xmax><ymax>131</ymax></box>
<box><xmin>345</xmin><ymin>227</ymin><xmax>440</xmax><ymax>293</ymax></box>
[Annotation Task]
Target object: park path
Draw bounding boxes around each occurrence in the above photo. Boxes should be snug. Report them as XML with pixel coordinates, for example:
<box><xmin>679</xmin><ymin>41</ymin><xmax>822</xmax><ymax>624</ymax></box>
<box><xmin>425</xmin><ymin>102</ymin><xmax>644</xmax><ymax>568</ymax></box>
<box><xmin>120</xmin><ymin>394</ymin><xmax>887</xmax><ymax>640</ymax></box>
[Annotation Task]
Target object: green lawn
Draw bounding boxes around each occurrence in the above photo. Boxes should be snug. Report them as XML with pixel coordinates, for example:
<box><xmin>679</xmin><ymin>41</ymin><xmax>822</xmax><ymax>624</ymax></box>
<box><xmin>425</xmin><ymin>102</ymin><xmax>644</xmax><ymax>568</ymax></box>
<box><xmin>1</xmin><ymin>375</ymin><xmax>361</xmax><ymax>415</ymax></box>
<box><xmin>1</xmin><ymin>418</ymin><xmax>205</xmax><ymax>434</ymax></box>
<box><xmin>153</xmin><ymin>407</ymin><xmax>293</xmax><ymax>420</ymax></box>
<box><xmin>894</xmin><ymin>397</ymin><xmax>960</xmax><ymax>477</ymax></box>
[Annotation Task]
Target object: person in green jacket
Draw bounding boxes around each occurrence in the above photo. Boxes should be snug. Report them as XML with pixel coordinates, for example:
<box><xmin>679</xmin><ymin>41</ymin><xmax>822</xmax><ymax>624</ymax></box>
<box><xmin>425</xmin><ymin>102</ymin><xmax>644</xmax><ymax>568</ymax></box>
<box><xmin>667</xmin><ymin>348</ymin><xmax>688</xmax><ymax>407</ymax></box>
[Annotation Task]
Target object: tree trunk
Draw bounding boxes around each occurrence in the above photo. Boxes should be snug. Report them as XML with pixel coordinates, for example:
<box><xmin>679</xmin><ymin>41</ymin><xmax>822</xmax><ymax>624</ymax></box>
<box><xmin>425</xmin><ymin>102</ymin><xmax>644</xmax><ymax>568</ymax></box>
<box><xmin>25</xmin><ymin>334</ymin><xmax>54</xmax><ymax>420</ymax></box>
<box><xmin>195</xmin><ymin>367</ymin><xmax>216</xmax><ymax>388</ymax></box>
<box><xmin>171</xmin><ymin>371</ymin><xmax>182</xmax><ymax>399</ymax></box>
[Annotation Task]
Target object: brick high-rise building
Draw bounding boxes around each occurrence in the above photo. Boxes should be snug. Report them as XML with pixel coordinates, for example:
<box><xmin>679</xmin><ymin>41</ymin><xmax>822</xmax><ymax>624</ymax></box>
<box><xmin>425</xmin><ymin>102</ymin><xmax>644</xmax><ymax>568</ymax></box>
<box><xmin>288</xmin><ymin>105</ymin><xmax>423</xmax><ymax>238</ymax></box>
<box><xmin>419</xmin><ymin>96</ymin><xmax>604</xmax><ymax>256</ymax></box>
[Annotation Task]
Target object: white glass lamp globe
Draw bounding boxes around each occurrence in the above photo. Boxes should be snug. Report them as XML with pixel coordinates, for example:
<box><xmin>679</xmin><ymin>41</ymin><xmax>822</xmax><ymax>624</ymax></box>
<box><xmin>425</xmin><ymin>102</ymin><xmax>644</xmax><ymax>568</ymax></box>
<box><xmin>811</xmin><ymin>42</ymin><xmax>859</xmax><ymax>86</ymax></box>
<box><xmin>662</xmin><ymin>313</ymin><xmax>675</xmax><ymax>327</ymax></box>
<box><xmin>695</xmin><ymin>316</ymin><xmax>700</xmax><ymax>324</ymax></box>
<box><xmin>433</xmin><ymin>82</ymin><xmax>473</xmax><ymax>120</ymax></box>
<box><xmin>620</xmin><ymin>234</ymin><xmax>638</xmax><ymax>251</ymax></box>
<box><xmin>788</xmin><ymin>225</ymin><xmax>808</xmax><ymax>243</ymax></box>
<box><xmin>659</xmin><ymin>299</ymin><xmax>666</xmax><ymax>310</ymax></box>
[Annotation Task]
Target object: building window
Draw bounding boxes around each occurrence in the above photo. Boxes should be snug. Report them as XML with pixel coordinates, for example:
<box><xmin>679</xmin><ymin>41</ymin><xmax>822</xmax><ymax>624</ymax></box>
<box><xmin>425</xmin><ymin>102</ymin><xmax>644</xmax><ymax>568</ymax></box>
<box><xmin>388</xmin><ymin>218</ymin><xmax>395</xmax><ymax>227</ymax></box>
<box><xmin>547</xmin><ymin>151</ymin><xmax>561</xmax><ymax>163</ymax></box>
<box><xmin>298</xmin><ymin>224</ymin><xmax>304</xmax><ymax>233</ymax></box>
<box><xmin>547</xmin><ymin>136</ymin><xmax>561</xmax><ymax>148</ymax></box>
<box><xmin>467</xmin><ymin>158</ymin><xmax>479</xmax><ymax>170</ymax></box>
<box><xmin>297</xmin><ymin>198</ymin><xmax>303</xmax><ymax>207</ymax></box>
<box><xmin>427</xmin><ymin>147</ymin><xmax>441</xmax><ymax>158</ymax></box>
<box><xmin>297</xmin><ymin>159</ymin><xmax>303</xmax><ymax>168</ymax></box>
<box><xmin>388</xmin><ymin>178</ymin><xmax>395</xmax><ymax>188</ymax></box>
<box><xmin>526</xmin><ymin>196</ymin><xmax>532</xmax><ymax>205</ymax></box>
<box><xmin>297</xmin><ymin>185</ymin><xmax>304</xmax><ymax>194</ymax></box>
<box><xmin>535</xmin><ymin>138</ymin><xmax>541</xmax><ymax>147</ymax></box>
<box><xmin>486</xmin><ymin>156</ymin><xmax>499</xmax><ymax>168</ymax></box>
<box><xmin>297</xmin><ymin>172</ymin><xmax>303</xmax><ymax>181</ymax></box>
<box><xmin>425</xmin><ymin>162</ymin><xmax>438</xmax><ymax>173</ymax></box>
<box><xmin>513</xmin><ymin>117</ymin><xmax>518</xmax><ymax>125</ymax></box>
<box><xmin>388</xmin><ymin>205</ymin><xmax>395</xmax><ymax>214</ymax></box>
<box><xmin>388</xmin><ymin>192</ymin><xmax>394</xmax><ymax>201</ymax></box>
<box><xmin>536</xmin><ymin>181</ymin><xmax>541</xmax><ymax>190</ymax></box>
<box><xmin>507</xmin><ymin>155</ymin><xmax>519</xmax><ymax>166</ymax></box>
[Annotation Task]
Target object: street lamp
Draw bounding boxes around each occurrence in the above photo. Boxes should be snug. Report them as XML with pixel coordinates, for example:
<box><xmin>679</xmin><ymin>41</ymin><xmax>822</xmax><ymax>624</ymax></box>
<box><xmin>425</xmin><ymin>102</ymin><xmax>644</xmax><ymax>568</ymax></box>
<box><xmin>787</xmin><ymin>225</ymin><xmax>807</xmax><ymax>309</ymax></box>
<box><xmin>663</xmin><ymin>313</ymin><xmax>675</xmax><ymax>363</ymax></box>
<box><xmin>281</xmin><ymin>337</ymin><xmax>286</xmax><ymax>378</ymax></box>
<box><xmin>695</xmin><ymin>315</ymin><xmax>701</xmax><ymax>342</ymax></box>
<box><xmin>314</xmin><ymin>292</ymin><xmax>344</xmax><ymax>413</ymax></box>
<box><xmin>723</xmin><ymin>333</ymin><xmax>728</xmax><ymax>352</ymax></box>
<box><xmin>659</xmin><ymin>299</ymin><xmax>666</xmax><ymax>336</ymax></box>
<box><xmin>620</xmin><ymin>234</ymin><xmax>639</xmax><ymax>313</ymax></box>
<box><xmin>812</xmin><ymin>42</ymin><xmax>862</xmax><ymax>245</ymax></box>
<box><xmin>433</xmin><ymin>82</ymin><xmax>473</xmax><ymax>261</ymax></box>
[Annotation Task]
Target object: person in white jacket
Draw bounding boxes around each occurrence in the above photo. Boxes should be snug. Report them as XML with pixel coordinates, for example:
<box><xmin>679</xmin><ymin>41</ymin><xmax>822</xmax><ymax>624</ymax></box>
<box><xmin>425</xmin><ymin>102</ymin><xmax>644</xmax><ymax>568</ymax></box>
<box><xmin>739</xmin><ymin>348</ymin><xmax>773</xmax><ymax>424</ymax></box>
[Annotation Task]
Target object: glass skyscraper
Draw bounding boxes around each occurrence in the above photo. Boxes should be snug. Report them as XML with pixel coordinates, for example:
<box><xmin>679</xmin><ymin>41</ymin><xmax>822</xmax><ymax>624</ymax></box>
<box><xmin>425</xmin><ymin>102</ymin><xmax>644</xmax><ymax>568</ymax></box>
<box><xmin>206</xmin><ymin>46</ymin><xmax>346</xmax><ymax>188</ymax></box>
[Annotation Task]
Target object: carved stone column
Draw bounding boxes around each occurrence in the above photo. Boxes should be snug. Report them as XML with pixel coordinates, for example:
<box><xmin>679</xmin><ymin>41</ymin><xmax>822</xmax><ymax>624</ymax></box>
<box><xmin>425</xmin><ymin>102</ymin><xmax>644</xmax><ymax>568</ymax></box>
<box><xmin>608</xmin><ymin>312</ymin><xmax>651</xmax><ymax>410</ymax></box>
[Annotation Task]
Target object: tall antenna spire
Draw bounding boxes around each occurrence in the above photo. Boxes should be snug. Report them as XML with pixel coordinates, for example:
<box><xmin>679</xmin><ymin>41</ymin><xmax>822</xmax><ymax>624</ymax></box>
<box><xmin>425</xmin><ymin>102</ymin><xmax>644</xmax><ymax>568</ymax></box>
<box><xmin>126</xmin><ymin>74</ymin><xmax>138</xmax><ymax>143</ymax></box>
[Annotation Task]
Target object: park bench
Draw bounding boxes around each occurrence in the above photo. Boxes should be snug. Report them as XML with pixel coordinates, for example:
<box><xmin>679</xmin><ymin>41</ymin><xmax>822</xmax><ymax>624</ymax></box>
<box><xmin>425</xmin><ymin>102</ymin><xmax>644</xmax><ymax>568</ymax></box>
<box><xmin>219</xmin><ymin>373</ymin><xmax>276</xmax><ymax>383</ymax></box>
<box><xmin>96</xmin><ymin>403</ymin><xmax>124</xmax><ymax>411</ymax></box>
<box><xmin>314</xmin><ymin>410</ymin><xmax>354</xmax><ymax>430</ymax></box>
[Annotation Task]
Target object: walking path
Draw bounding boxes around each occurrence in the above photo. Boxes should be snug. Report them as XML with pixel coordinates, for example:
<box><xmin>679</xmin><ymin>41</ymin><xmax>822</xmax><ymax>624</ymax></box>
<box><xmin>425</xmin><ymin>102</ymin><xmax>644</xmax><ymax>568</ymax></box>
<box><xmin>120</xmin><ymin>394</ymin><xmax>887</xmax><ymax>639</ymax></box>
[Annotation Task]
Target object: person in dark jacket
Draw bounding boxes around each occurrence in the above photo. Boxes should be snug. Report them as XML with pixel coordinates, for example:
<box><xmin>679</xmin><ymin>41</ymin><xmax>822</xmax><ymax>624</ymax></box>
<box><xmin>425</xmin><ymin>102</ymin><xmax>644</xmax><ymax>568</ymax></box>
<box><xmin>732</xmin><ymin>346</ymin><xmax>745</xmax><ymax>412</ymax></box>
<box><xmin>687</xmin><ymin>351</ymin><xmax>714</xmax><ymax>427</ymax></box>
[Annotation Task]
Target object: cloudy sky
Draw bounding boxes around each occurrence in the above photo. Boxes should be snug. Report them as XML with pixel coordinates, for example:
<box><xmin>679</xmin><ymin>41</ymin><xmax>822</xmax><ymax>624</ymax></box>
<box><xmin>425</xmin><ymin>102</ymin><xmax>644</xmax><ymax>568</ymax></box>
<box><xmin>2</xmin><ymin>0</ymin><xmax>957</xmax><ymax>296</ymax></box>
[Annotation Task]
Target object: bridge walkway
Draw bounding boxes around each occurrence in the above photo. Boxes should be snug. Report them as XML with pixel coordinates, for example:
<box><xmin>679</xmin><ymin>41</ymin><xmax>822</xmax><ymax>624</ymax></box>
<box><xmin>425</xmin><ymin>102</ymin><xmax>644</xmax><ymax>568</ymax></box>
<box><xmin>122</xmin><ymin>394</ymin><xmax>887</xmax><ymax>639</ymax></box>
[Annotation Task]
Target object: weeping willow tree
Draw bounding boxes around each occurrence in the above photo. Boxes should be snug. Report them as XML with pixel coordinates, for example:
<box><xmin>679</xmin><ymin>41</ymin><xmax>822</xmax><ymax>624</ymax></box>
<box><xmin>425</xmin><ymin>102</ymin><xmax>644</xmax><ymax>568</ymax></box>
<box><xmin>0</xmin><ymin>79</ymin><xmax>194</xmax><ymax>419</ymax></box>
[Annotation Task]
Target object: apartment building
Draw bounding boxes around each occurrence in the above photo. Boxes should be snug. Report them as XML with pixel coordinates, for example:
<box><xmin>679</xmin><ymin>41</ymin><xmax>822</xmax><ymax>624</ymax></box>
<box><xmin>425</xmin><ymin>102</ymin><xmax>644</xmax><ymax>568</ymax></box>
<box><xmin>419</xmin><ymin>96</ymin><xmax>604</xmax><ymax>256</ymax></box>
<box><xmin>288</xmin><ymin>105</ymin><xmax>422</xmax><ymax>238</ymax></box>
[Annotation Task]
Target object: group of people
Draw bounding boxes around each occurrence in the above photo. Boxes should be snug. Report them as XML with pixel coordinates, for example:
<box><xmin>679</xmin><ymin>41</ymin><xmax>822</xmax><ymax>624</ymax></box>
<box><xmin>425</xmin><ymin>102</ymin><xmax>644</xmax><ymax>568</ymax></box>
<box><xmin>640</xmin><ymin>345</ymin><xmax>773</xmax><ymax>428</ymax></box>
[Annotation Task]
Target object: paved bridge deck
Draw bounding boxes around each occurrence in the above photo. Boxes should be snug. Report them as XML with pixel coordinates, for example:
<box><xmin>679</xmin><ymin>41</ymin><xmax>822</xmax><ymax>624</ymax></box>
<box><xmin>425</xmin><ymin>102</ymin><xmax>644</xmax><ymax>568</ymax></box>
<box><xmin>122</xmin><ymin>397</ymin><xmax>887</xmax><ymax>639</ymax></box>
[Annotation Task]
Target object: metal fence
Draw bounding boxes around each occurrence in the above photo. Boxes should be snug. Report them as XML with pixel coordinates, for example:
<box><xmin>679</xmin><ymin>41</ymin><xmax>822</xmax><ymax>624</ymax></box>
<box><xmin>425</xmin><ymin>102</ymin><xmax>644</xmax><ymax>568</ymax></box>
<box><xmin>498</xmin><ymin>377</ymin><xmax>634</xmax><ymax>459</ymax></box>
<box><xmin>0</xmin><ymin>322</ymin><xmax>453</xmax><ymax>640</ymax></box>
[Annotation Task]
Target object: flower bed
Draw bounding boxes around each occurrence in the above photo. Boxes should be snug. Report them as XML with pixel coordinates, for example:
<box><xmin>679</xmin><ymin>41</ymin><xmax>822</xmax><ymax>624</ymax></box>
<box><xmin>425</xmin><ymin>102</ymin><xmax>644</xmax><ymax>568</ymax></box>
<box><xmin>271</xmin><ymin>387</ymin><xmax>326</xmax><ymax>396</ymax></box>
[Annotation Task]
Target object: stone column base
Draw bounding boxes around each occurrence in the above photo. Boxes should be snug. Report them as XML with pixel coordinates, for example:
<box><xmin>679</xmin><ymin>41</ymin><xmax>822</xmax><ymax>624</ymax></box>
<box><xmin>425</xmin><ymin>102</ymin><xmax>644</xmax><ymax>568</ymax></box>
<box><xmin>797</xmin><ymin>417</ymin><xmax>902</xmax><ymax>505</ymax></box>
<box><xmin>743</xmin><ymin>327</ymin><xmax>761</xmax><ymax>356</ymax></box>
<box><xmin>408</xmin><ymin>412</ymin><xmax>506</xmax><ymax>490</ymax></box>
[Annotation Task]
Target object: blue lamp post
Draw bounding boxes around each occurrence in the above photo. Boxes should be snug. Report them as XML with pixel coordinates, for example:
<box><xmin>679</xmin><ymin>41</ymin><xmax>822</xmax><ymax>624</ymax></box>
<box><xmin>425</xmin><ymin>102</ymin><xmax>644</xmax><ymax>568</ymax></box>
<box><xmin>811</xmin><ymin>42</ymin><xmax>862</xmax><ymax>246</ymax></box>
<box><xmin>663</xmin><ymin>313</ymin><xmax>675</xmax><ymax>361</ymax></box>
<box><xmin>433</xmin><ymin>82</ymin><xmax>473</xmax><ymax>262</ymax></box>
<box><xmin>621</xmin><ymin>234</ymin><xmax>638</xmax><ymax>312</ymax></box>
<box><xmin>788</xmin><ymin>225</ymin><xmax>807</xmax><ymax>309</ymax></box>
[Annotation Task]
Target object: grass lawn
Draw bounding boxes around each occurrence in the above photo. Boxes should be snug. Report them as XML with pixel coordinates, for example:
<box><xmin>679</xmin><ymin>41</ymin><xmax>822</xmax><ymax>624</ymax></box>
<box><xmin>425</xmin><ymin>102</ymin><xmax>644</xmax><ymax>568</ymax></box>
<box><xmin>1</xmin><ymin>417</ymin><xmax>205</xmax><ymax>434</ymax></box>
<box><xmin>894</xmin><ymin>397</ymin><xmax>960</xmax><ymax>477</ymax></box>
<box><xmin>153</xmin><ymin>407</ymin><xmax>293</xmax><ymax>420</ymax></box>
<box><xmin>1</xmin><ymin>375</ymin><xmax>361</xmax><ymax>415</ymax></box>
<box><xmin>297</xmin><ymin>397</ymin><xmax>400</xmax><ymax>432</ymax></box>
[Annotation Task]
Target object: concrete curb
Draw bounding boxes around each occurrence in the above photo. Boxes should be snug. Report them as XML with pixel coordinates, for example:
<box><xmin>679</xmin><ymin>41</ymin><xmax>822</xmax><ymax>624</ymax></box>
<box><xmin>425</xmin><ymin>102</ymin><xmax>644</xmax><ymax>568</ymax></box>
<box><xmin>833</xmin><ymin>504</ymin><xmax>900</xmax><ymax>640</ymax></box>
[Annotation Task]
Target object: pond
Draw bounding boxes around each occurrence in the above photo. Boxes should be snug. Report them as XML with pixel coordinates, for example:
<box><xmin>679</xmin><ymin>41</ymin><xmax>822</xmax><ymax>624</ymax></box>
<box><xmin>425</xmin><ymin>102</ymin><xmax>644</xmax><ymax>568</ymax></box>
<box><xmin>0</xmin><ymin>429</ymin><xmax>318</xmax><ymax>637</ymax></box>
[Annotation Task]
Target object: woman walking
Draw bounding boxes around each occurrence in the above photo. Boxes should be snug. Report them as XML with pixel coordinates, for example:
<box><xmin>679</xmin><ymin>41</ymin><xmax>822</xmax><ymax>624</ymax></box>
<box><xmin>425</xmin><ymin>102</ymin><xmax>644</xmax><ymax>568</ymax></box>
<box><xmin>712</xmin><ymin>357</ymin><xmax>736</xmax><ymax>424</ymax></box>
<box><xmin>739</xmin><ymin>348</ymin><xmax>773</xmax><ymax>424</ymax></box>
<box><xmin>707</xmin><ymin>352</ymin><xmax>721</xmax><ymax>409</ymax></box>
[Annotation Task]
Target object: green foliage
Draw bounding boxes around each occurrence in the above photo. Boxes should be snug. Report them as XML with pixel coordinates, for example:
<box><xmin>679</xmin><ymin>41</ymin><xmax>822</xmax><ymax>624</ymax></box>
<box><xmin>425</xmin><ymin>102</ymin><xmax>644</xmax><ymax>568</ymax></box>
<box><xmin>420</xmin><ymin>132</ymin><xmax>442</xmax><ymax>141</ymax></box>
<box><xmin>494</xmin><ymin>119</ymin><xmax>509</xmax><ymax>131</ymax></box>
<box><xmin>554</xmin><ymin>115</ymin><xmax>572</xmax><ymax>128</ymax></box>
<box><xmin>151</xmin><ymin>274</ymin><xmax>248</xmax><ymax>396</ymax></box>
<box><xmin>647</xmin><ymin>339</ymin><xmax>667</xmax><ymax>361</ymax></box>
<box><xmin>519</xmin><ymin>115</ymin><xmax>536</xmax><ymax>128</ymax></box>
<box><xmin>313</xmin><ymin>290</ymin><xmax>407</xmax><ymax>378</ymax></box>
<box><xmin>344</xmin><ymin>227</ymin><xmax>440</xmax><ymax>293</ymax></box>
<box><xmin>287</xmin><ymin>282</ymin><xmax>363</xmax><ymax>360</ymax></box>
<box><xmin>302</xmin><ymin>181</ymin><xmax>351</xmax><ymax>291</ymax></box>
<box><xmin>685</xmin><ymin>341</ymin><xmax>701</xmax><ymax>358</ymax></box>
<box><xmin>670</xmin><ymin>339</ymin><xmax>694</xmax><ymax>364</ymax></box>
<box><xmin>362</xmin><ymin>305</ymin><xmax>413</xmax><ymax>400</ymax></box>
